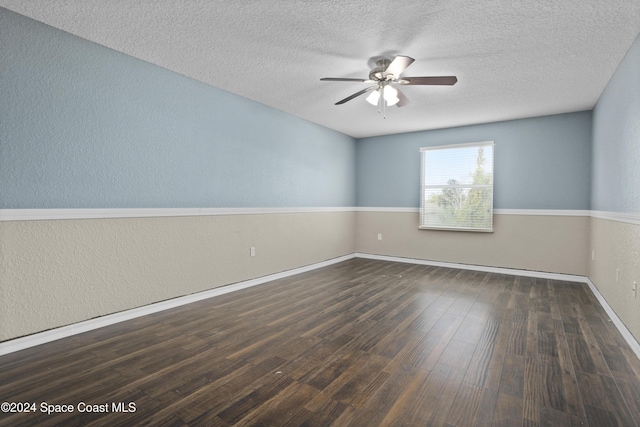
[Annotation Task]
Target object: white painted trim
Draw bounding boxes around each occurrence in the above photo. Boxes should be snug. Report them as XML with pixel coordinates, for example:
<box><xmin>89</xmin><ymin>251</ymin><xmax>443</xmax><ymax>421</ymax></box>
<box><xmin>355</xmin><ymin>207</ymin><xmax>419</xmax><ymax>213</ymax></box>
<box><xmin>494</xmin><ymin>209</ymin><xmax>591</xmax><ymax>217</ymax></box>
<box><xmin>356</xmin><ymin>252</ymin><xmax>640</xmax><ymax>360</ymax></box>
<box><xmin>357</xmin><ymin>208</ymin><xmax>639</xmax><ymax>224</ymax></box>
<box><xmin>0</xmin><ymin>254</ymin><xmax>355</xmax><ymax>356</ymax></box>
<box><xmin>584</xmin><ymin>278</ymin><xmax>640</xmax><ymax>360</ymax></box>
<box><xmin>354</xmin><ymin>253</ymin><xmax>589</xmax><ymax>282</ymax></box>
<box><xmin>357</xmin><ymin>208</ymin><xmax>592</xmax><ymax>217</ymax></box>
<box><xmin>2</xmin><ymin>207</ymin><xmax>636</xmax><ymax>223</ymax></box>
<box><xmin>591</xmin><ymin>210</ymin><xmax>640</xmax><ymax>225</ymax></box>
<box><xmin>2</xmin><ymin>252</ymin><xmax>639</xmax><ymax>361</ymax></box>
<box><xmin>0</xmin><ymin>207</ymin><xmax>356</xmax><ymax>221</ymax></box>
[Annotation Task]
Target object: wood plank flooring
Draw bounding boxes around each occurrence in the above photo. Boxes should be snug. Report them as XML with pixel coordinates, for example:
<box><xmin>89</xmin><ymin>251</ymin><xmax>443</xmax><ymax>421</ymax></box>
<box><xmin>2</xmin><ymin>258</ymin><xmax>640</xmax><ymax>426</ymax></box>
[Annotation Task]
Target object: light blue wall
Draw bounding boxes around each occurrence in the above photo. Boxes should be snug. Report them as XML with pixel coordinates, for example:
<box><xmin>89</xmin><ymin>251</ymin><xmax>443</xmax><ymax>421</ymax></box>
<box><xmin>0</xmin><ymin>8</ymin><xmax>356</xmax><ymax>209</ymax></box>
<box><xmin>592</xmin><ymin>32</ymin><xmax>640</xmax><ymax>213</ymax></box>
<box><xmin>356</xmin><ymin>112</ymin><xmax>593</xmax><ymax>209</ymax></box>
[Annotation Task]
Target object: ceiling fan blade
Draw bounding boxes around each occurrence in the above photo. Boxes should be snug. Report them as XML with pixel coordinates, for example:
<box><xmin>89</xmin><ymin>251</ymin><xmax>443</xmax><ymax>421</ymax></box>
<box><xmin>384</xmin><ymin>55</ymin><xmax>415</xmax><ymax>78</ymax></box>
<box><xmin>321</xmin><ymin>77</ymin><xmax>368</xmax><ymax>82</ymax></box>
<box><xmin>395</xmin><ymin>87</ymin><xmax>410</xmax><ymax>107</ymax></box>
<box><xmin>401</xmin><ymin>76</ymin><xmax>458</xmax><ymax>85</ymax></box>
<box><xmin>335</xmin><ymin>86</ymin><xmax>376</xmax><ymax>105</ymax></box>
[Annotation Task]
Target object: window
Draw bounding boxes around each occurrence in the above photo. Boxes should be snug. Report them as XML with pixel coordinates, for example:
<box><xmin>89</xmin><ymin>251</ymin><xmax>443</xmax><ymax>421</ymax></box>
<box><xmin>420</xmin><ymin>141</ymin><xmax>494</xmax><ymax>232</ymax></box>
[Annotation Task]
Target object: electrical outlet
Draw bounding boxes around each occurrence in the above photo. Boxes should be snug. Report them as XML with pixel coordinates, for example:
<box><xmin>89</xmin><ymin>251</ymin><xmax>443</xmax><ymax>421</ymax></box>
<box><xmin>592</xmin><ymin>250</ymin><xmax>595</xmax><ymax>261</ymax></box>
<box><xmin>250</xmin><ymin>247</ymin><xmax>256</xmax><ymax>257</ymax></box>
<box><xmin>633</xmin><ymin>281</ymin><xmax>638</xmax><ymax>298</ymax></box>
<box><xmin>378</xmin><ymin>233</ymin><xmax>382</xmax><ymax>241</ymax></box>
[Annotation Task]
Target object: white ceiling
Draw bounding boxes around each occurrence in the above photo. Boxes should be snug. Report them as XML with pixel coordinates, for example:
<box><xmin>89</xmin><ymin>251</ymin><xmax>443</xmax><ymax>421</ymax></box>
<box><xmin>2</xmin><ymin>1</ymin><xmax>639</xmax><ymax>138</ymax></box>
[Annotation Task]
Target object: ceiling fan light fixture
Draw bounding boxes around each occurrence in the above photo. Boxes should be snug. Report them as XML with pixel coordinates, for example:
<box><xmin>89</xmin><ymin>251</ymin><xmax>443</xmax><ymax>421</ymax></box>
<box><xmin>321</xmin><ymin>55</ymin><xmax>457</xmax><ymax>109</ymax></box>
<box><xmin>366</xmin><ymin>89</ymin><xmax>380</xmax><ymax>106</ymax></box>
<box><xmin>386</xmin><ymin>96</ymin><xmax>399</xmax><ymax>107</ymax></box>
<box><xmin>383</xmin><ymin>85</ymin><xmax>399</xmax><ymax>106</ymax></box>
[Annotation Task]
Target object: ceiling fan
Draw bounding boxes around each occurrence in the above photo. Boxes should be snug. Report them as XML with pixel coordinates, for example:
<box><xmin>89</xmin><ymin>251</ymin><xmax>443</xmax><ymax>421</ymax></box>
<box><xmin>321</xmin><ymin>55</ymin><xmax>457</xmax><ymax>113</ymax></box>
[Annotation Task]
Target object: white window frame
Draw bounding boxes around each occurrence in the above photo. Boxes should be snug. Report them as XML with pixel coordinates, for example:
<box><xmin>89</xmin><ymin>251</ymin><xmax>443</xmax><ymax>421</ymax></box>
<box><xmin>420</xmin><ymin>141</ymin><xmax>494</xmax><ymax>232</ymax></box>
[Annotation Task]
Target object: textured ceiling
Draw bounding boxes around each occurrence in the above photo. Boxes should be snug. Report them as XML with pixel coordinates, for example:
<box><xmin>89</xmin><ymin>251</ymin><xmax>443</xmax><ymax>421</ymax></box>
<box><xmin>2</xmin><ymin>1</ymin><xmax>639</xmax><ymax>138</ymax></box>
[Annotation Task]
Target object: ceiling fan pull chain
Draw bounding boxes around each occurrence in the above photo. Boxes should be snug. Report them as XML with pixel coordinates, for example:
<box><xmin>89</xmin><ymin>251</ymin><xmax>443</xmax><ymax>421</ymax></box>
<box><xmin>382</xmin><ymin>86</ymin><xmax>387</xmax><ymax>119</ymax></box>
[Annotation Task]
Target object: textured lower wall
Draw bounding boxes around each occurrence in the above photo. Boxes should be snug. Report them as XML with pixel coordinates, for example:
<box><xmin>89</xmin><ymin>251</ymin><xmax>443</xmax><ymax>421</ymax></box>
<box><xmin>0</xmin><ymin>211</ymin><xmax>355</xmax><ymax>341</ymax></box>
<box><xmin>589</xmin><ymin>217</ymin><xmax>640</xmax><ymax>343</ymax></box>
<box><xmin>355</xmin><ymin>211</ymin><xmax>589</xmax><ymax>275</ymax></box>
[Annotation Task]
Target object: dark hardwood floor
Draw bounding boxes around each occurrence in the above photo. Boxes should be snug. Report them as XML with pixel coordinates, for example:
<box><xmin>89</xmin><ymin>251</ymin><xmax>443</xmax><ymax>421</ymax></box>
<box><xmin>2</xmin><ymin>258</ymin><xmax>640</xmax><ymax>426</ymax></box>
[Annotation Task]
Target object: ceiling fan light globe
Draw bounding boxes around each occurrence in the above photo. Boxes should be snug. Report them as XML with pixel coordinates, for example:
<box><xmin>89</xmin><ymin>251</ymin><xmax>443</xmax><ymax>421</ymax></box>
<box><xmin>383</xmin><ymin>85</ymin><xmax>398</xmax><ymax>98</ymax></box>
<box><xmin>366</xmin><ymin>90</ymin><xmax>380</xmax><ymax>106</ymax></box>
<box><xmin>386</xmin><ymin>96</ymin><xmax>400</xmax><ymax>106</ymax></box>
<box><xmin>383</xmin><ymin>85</ymin><xmax>399</xmax><ymax>106</ymax></box>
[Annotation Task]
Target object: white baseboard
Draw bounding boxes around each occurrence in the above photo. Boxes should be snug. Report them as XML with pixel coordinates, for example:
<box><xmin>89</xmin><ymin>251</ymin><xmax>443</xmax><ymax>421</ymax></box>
<box><xmin>356</xmin><ymin>252</ymin><xmax>640</xmax><ymax>360</ymax></box>
<box><xmin>2</xmin><ymin>252</ymin><xmax>639</xmax><ymax>362</ymax></box>
<box><xmin>0</xmin><ymin>254</ymin><xmax>355</xmax><ymax>356</ymax></box>
<box><xmin>584</xmin><ymin>277</ymin><xmax>640</xmax><ymax>361</ymax></box>
<box><xmin>355</xmin><ymin>252</ymin><xmax>589</xmax><ymax>282</ymax></box>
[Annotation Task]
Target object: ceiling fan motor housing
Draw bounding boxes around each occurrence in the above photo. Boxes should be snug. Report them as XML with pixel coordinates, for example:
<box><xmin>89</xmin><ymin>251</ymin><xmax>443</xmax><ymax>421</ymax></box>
<box><xmin>369</xmin><ymin>59</ymin><xmax>393</xmax><ymax>81</ymax></box>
